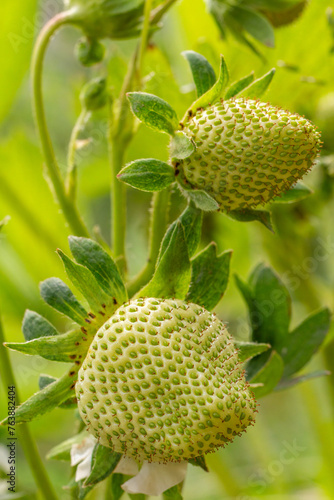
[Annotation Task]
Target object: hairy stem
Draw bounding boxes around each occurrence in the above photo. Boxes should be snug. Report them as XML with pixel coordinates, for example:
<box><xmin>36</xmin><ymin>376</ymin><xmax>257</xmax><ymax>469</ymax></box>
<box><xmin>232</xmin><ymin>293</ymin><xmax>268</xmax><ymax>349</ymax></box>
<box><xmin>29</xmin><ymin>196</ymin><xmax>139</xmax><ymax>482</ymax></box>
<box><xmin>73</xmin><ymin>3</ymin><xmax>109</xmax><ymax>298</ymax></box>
<box><xmin>138</xmin><ymin>0</ymin><xmax>154</xmax><ymax>74</ymax></box>
<box><xmin>0</xmin><ymin>312</ymin><xmax>58</xmax><ymax>500</ymax></box>
<box><xmin>127</xmin><ymin>189</ymin><xmax>170</xmax><ymax>297</ymax></box>
<box><xmin>31</xmin><ymin>12</ymin><xmax>90</xmax><ymax>237</ymax></box>
<box><xmin>66</xmin><ymin>109</ymin><xmax>91</xmax><ymax>199</ymax></box>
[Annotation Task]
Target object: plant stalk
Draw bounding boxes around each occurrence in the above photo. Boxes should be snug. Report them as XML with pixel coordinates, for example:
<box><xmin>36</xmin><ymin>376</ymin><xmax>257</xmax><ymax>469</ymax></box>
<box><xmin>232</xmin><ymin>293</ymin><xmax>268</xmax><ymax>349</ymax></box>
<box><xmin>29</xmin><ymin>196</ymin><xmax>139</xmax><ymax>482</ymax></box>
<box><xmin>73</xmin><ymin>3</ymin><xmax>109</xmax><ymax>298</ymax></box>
<box><xmin>0</xmin><ymin>311</ymin><xmax>58</xmax><ymax>500</ymax></box>
<box><xmin>31</xmin><ymin>11</ymin><xmax>90</xmax><ymax>237</ymax></box>
<box><xmin>66</xmin><ymin>109</ymin><xmax>90</xmax><ymax>200</ymax></box>
<box><xmin>127</xmin><ymin>189</ymin><xmax>170</xmax><ymax>297</ymax></box>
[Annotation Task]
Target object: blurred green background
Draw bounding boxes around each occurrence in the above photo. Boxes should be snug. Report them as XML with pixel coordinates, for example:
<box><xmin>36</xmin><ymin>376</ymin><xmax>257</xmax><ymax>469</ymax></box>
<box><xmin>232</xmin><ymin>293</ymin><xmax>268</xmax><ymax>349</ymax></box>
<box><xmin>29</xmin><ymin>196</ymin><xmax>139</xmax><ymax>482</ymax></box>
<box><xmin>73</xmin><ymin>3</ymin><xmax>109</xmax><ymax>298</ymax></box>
<box><xmin>1</xmin><ymin>0</ymin><xmax>334</xmax><ymax>498</ymax></box>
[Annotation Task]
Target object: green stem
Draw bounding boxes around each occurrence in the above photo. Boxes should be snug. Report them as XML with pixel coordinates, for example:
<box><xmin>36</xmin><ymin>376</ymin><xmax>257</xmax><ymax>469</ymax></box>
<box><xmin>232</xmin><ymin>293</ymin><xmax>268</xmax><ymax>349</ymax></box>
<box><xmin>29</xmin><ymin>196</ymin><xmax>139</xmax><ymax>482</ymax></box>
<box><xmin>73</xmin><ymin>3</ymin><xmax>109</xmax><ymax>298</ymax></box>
<box><xmin>0</xmin><ymin>312</ymin><xmax>58</xmax><ymax>500</ymax></box>
<box><xmin>205</xmin><ymin>453</ymin><xmax>242</xmax><ymax>497</ymax></box>
<box><xmin>31</xmin><ymin>12</ymin><xmax>90</xmax><ymax>237</ymax></box>
<box><xmin>138</xmin><ymin>0</ymin><xmax>154</xmax><ymax>74</ymax></box>
<box><xmin>151</xmin><ymin>0</ymin><xmax>179</xmax><ymax>24</ymax></box>
<box><xmin>127</xmin><ymin>189</ymin><xmax>170</xmax><ymax>297</ymax></box>
<box><xmin>66</xmin><ymin>109</ymin><xmax>91</xmax><ymax>200</ymax></box>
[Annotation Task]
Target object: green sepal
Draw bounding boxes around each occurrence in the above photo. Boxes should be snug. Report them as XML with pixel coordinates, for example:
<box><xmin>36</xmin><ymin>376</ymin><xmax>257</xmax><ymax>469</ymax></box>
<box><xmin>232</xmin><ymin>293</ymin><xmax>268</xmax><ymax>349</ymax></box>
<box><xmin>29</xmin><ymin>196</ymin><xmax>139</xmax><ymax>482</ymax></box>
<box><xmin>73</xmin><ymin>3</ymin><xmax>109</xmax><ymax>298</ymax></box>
<box><xmin>186</xmin><ymin>243</ymin><xmax>232</xmax><ymax>311</ymax></box>
<box><xmin>225</xmin><ymin>72</ymin><xmax>255</xmax><ymax>100</ymax></box>
<box><xmin>239</xmin><ymin>68</ymin><xmax>276</xmax><ymax>99</ymax></box>
<box><xmin>5</xmin><ymin>329</ymin><xmax>86</xmax><ymax>363</ymax></box>
<box><xmin>158</xmin><ymin>203</ymin><xmax>202</xmax><ymax>261</ymax></box>
<box><xmin>182</xmin><ymin>50</ymin><xmax>216</xmax><ymax>97</ymax></box>
<box><xmin>281</xmin><ymin>308</ymin><xmax>331</xmax><ymax>378</ymax></box>
<box><xmin>39</xmin><ymin>375</ymin><xmax>77</xmax><ymax>408</ymax></box>
<box><xmin>229</xmin><ymin>6</ymin><xmax>275</xmax><ymax>48</ymax></box>
<box><xmin>234</xmin><ymin>341</ymin><xmax>271</xmax><ymax>363</ymax></box>
<box><xmin>249</xmin><ymin>351</ymin><xmax>284</xmax><ymax>398</ymax></box>
<box><xmin>118</xmin><ymin>159</ymin><xmax>175</xmax><ymax>192</ymax></box>
<box><xmin>272</xmin><ymin>182</ymin><xmax>313</xmax><ymax>203</ymax></box>
<box><xmin>188</xmin><ymin>455</ymin><xmax>209</xmax><ymax>472</ymax></box>
<box><xmin>163</xmin><ymin>484</ymin><xmax>183</xmax><ymax>500</ymax></box>
<box><xmin>182</xmin><ymin>55</ymin><xmax>229</xmax><ymax>123</ymax></box>
<box><xmin>110</xmin><ymin>473</ymin><xmax>125</xmax><ymax>500</ymax></box>
<box><xmin>40</xmin><ymin>278</ymin><xmax>88</xmax><ymax>326</ymax></box>
<box><xmin>170</xmin><ymin>132</ymin><xmax>195</xmax><ymax>161</ymax></box>
<box><xmin>47</xmin><ymin>431</ymin><xmax>87</xmax><ymax>461</ymax></box>
<box><xmin>276</xmin><ymin>370</ymin><xmax>331</xmax><ymax>391</ymax></box>
<box><xmin>69</xmin><ymin>237</ymin><xmax>127</xmax><ymax>307</ymax></box>
<box><xmin>127</xmin><ymin>92</ymin><xmax>179</xmax><ymax>135</ymax></box>
<box><xmin>138</xmin><ymin>222</ymin><xmax>191</xmax><ymax>300</ymax></box>
<box><xmin>186</xmin><ymin>190</ymin><xmax>220</xmax><ymax>212</ymax></box>
<box><xmin>0</xmin><ymin>366</ymin><xmax>78</xmax><ymax>425</ymax></box>
<box><xmin>57</xmin><ymin>249</ymin><xmax>114</xmax><ymax>315</ymax></box>
<box><xmin>227</xmin><ymin>208</ymin><xmax>274</xmax><ymax>232</ymax></box>
<box><xmin>22</xmin><ymin>310</ymin><xmax>59</xmax><ymax>341</ymax></box>
<box><xmin>84</xmin><ymin>445</ymin><xmax>122</xmax><ymax>487</ymax></box>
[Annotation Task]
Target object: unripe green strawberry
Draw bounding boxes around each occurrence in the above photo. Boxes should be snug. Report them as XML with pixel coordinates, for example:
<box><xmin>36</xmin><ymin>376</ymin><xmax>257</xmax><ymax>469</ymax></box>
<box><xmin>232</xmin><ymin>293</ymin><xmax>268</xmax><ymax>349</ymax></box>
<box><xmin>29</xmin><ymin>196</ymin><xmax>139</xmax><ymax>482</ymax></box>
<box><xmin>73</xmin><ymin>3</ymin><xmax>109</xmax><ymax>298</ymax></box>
<box><xmin>177</xmin><ymin>98</ymin><xmax>321</xmax><ymax>212</ymax></box>
<box><xmin>64</xmin><ymin>0</ymin><xmax>144</xmax><ymax>40</ymax></box>
<box><xmin>76</xmin><ymin>298</ymin><xmax>257</xmax><ymax>463</ymax></box>
<box><xmin>261</xmin><ymin>1</ymin><xmax>308</xmax><ymax>28</ymax></box>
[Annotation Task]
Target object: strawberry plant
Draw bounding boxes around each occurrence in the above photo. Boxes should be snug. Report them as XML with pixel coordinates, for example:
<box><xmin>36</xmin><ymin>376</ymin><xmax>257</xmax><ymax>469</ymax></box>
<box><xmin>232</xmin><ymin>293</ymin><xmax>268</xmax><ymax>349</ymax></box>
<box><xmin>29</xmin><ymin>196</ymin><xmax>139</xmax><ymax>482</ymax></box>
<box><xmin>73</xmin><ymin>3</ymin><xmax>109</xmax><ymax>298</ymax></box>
<box><xmin>0</xmin><ymin>1</ymin><xmax>333</xmax><ymax>499</ymax></box>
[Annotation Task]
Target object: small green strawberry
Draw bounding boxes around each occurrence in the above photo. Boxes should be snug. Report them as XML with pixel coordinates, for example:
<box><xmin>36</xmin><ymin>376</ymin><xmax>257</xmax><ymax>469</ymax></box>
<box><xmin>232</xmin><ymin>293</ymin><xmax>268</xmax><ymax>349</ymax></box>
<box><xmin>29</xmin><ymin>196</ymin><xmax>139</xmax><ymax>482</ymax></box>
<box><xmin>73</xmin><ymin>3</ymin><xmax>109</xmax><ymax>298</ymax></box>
<box><xmin>262</xmin><ymin>1</ymin><xmax>308</xmax><ymax>28</ymax></box>
<box><xmin>76</xmin><ymin>298</ymin><xmax>257</xmax><ymax>463</ymax></box>
<box><xmin>176</xmin><ymin>98</ymin><xmax>321</xmax><ymax>212</ymax></box>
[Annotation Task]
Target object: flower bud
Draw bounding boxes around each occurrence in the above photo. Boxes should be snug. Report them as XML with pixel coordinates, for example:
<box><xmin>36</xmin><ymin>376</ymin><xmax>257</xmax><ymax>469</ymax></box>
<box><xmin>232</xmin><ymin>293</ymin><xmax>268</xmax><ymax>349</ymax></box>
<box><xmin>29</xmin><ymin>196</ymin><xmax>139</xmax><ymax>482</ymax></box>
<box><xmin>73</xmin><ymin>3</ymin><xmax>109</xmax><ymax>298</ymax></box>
<box><xmin>80</xmin><ymin>77</ymin><xmax>108</xmax><ymax>111</ymax></box>
<box><xmin>75</xmin><ymin>37</ymin><xmax>105</xmax><ymax>66</ymax></box>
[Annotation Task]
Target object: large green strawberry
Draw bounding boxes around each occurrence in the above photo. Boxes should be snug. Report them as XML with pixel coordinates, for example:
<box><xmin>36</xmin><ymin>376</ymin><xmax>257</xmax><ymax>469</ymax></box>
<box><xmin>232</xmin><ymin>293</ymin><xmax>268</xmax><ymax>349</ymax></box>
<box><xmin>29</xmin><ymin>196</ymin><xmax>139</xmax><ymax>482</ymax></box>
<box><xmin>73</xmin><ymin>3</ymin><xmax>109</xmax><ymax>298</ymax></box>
<box><xmin>177</xmin><ymin>98</ymin><xmax>321</xmax><ymax>212</ymax></box>
<box><xmin>76</xmin><ymin>298</ymin><xmax>257</xmax><ymax>463</ymax></box>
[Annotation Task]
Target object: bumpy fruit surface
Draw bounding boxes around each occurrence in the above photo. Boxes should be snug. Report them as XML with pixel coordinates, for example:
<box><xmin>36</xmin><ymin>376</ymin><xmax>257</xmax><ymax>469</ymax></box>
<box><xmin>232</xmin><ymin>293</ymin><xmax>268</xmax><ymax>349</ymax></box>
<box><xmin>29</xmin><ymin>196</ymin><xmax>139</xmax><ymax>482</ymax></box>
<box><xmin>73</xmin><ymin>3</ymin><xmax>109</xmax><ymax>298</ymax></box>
<box><xmin>64</xmin><ymin>0</ymin><xmax>144</xmax><ymax>39</ymax></box>
<box><xmin>178</xmin><ymin>98</ymin><xmax>320</xmax><ymax>212</ymax></box>
<box><xmin>76</xmin><ymin>298</ymin><xmax>257</xmax><ymax>463</ymax></box>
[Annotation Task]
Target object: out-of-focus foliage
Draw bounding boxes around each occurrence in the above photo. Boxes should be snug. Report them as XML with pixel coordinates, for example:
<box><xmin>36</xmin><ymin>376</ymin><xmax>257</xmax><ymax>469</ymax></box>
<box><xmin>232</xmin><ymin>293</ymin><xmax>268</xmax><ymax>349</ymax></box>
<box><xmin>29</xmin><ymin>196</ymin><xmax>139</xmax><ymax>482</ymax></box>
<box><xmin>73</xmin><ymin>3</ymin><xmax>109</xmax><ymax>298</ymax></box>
<box><xmin>0</xmin><ymin>0</ymin><xmax>334</xmax><ymax>498</ymax></box>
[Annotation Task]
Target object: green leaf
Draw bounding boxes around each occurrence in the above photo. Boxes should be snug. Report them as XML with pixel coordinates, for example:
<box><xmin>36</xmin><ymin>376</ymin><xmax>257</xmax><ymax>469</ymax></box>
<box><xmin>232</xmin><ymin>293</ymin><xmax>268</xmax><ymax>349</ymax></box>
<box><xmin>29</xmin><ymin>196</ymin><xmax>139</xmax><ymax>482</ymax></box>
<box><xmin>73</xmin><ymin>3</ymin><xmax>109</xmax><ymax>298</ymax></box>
<box><xmin>239</xmin><ymin>69</ymin><xmax>276</xmax><ymax>99</ymax></box>
<box><xmin>1</xmin><ymin>367</ymin><xmax>77</xmax><ymax>425</ymax></box>
<box><xmin>38</xmin><ymin>375</ymin><xmax>77</xmax><ymax>409</ymax></box>
<box><xmin>227</xmin><ymin>208</ymin><xmax>274</xmax><ymax>232</ymax></box>
<box><xmin>58</xmin><ymin>250</ymin><xmax>113</xmax><ymax>315</ymax></box>
<box><xmin>248</xmin><ymin>263</ymin><xmax>292</xmax><ymax>350</ymax></box>
<box><xmin>282</xmin><ymin>308</ymin><xmax>331</xmax><ymax>378</ymax></box>
<box><xmin>276</xmin><ymin>370</ymin><xmax>331</xmax><ymax>391</ymax></box>
<box><xmin>170</xmin><ymin>132</ymin><xmax>195</xmax><ymax>160</ymax></box>
<box><xmin>110</xmin><ymin>473</ymin><xmax>125</xmax><ymax>500</ymax></box>
<box><xmin>40</xmin><ymin>278</ymin><xmax>88</xmax><ymax>326</ymax></box>
<box><xmin>234</xmin><ymin>341</ymin><xmax>271</xmax><ymax>363</ymax></box>
<box><xmin>5</xmin><ymin>329</ymin><xmax>86</xmax><ymax>363</ymax></box>
<box><xmin>186</xmin><ymin>244</ymin><xmax>232</xmax><ymax>310</ymax></box>
<box><xmin>272</xmin><ymin>182</ymin><xmax>313</xmax><ymax>204</ymax></box>
<box><xmin>118</xmin><ymin>159</ymin><xmax>175</xmax><ymax>192</ymax></box>
<box><xmin>127</xmin><ymin>92</ymin><xmax>179</xmax><ymax>135</ymax></box>
<box><xmin>186</xmin><ymin>190</ymin><xmax>220</xmax><ymax>211</ymax></box>
<box><xmin>183</xmin><ymin>55</ymin><xmax>229</xmax><ymax>123</ymax></box>
<box><xmin>139</xmin><ymin>222</ymin><xmax>191</xmax><ymax>300</ymax></box>
<box><xmin>249</xmin><ymin>351</ymin><xmax>284</xmax><ymax>398</ymax></box>
<box><xmin>188</xmin><ymin>455</ymin><xmax>209</xmax><ymax>472</ymax></box>
<box><xmin>69</xmin><ymin>237</ymin><xmax>127</xmax><ymax>307</ymax></box>
<box><xmin>225</xmin><ymin>72</ymin><xmax>255</xmax><ymax>100</ymax></box>
<box><xmin>230</xmin><ymin>6</ymin><xmax>275</xmax><ymax>47</ymax></box>
<box><xmin>159</xmin><ymin>203</ymin><xmax>202</xmax><ymax>261</ymax></box>
<box><xmin>47</xmin><ymin>431</ymin><xmax>87</xmax><ymax>461</ymax></box>
<box><xmin>22</xmin><ymin>310</ymin><xmax>58</xmax><ymax>341</ymax></box>
<box><xmin>163</xmin><ymin>484</ymin><xmax>183</xmax><ymax>500</ymax></box>
<box><xmin>84</xmin><ymin>445</ymin><xmax>122</xmax><ymax>487</ymax></box>
<box><xmin>182</xmin><ymin>50</ymin><xmax>216</xmax><ymax>97</ymax></box>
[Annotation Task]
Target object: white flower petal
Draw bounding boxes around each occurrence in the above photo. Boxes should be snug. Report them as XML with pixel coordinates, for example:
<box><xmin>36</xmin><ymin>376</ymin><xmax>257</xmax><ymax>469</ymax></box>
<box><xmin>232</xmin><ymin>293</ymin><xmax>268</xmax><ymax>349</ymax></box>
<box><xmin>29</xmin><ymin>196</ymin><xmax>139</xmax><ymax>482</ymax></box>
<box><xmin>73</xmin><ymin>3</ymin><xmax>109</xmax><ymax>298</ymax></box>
<box><xmin>122</xmin><ymin>461</ymin><xmax>188</xmax><ymax>496</ymax></box>
<box><xmin>114</xmin><ymin>456</ymin><xmax>139</xmax><ymax>476</ymax></box>
<box><xmin>70</xmin><ymin>435</ymin><xmax>96</xmax><ymax>467</ymax></box>
<box><xmin>75</xmin><ymin>453</ymin><xmax>93</xmax><ymax>482</ymax></box>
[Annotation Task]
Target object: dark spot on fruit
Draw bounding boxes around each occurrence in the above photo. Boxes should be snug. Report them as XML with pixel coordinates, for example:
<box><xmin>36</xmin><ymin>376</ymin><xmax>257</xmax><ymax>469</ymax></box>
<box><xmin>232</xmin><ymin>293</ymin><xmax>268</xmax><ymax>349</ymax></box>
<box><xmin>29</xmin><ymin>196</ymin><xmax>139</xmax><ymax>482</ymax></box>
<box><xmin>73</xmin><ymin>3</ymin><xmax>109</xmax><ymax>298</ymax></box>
<box><xmin>88</xmin><ymin>313</ymin><xmax>96</xmax><ymax>319</ymax></box>
<box><xmin>113</xmin><ymin>298</ymin><xmax>117</xmax><ymax>305</ymax></box>
<box><xmin>69</xmin><ymin>371</ymin><xmax>76</xmax><ymax>377</ymax></box>
<box><xmin>70</xmin><ymin>383</ymin><xmax>76</xmax><ymax>390</ymax></box>
<box><xmin>85</xmin><ymin>319</ymin><xmax>91</xmax><ymax>324</ymax></box>
<box><xmin>102</xmin><ymin>304</ymin><xmax>106</xmax><ymax>309</ymax></box>
<box><xmin>69</xmin><ymin>355</ymin><xmax>76</xmax><ymax>360</ymax></box>
<box><xmin>175</xmin><ymin>169</ymin><xmax>180</xmax><ymax>176</ymax></box>
<box><xmin>81</xmin><ymin>327</ymin><xmax>87</xmax><ymax>334</ymax></box>
<box><xmin>75</xmin><ymin>342</ymin><xmax>80</xmax><ymax>346</ymax></box>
